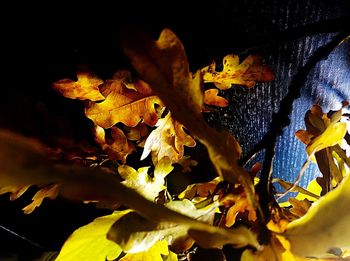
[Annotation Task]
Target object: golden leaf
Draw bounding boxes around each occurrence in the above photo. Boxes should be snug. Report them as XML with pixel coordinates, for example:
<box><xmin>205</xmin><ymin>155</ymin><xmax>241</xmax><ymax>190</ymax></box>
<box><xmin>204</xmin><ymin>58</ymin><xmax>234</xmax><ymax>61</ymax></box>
<box><xmin>118</xmin><ymin>158</ymin><xmax>173</xmax><ymax>201</ymax></box>
<box><xmin>85</xmin><ymin>71</ymin><xmax>163</xmax><ymax>128</ymax></box>
<box><xmin>201</xmin><ymin>55</ymin><xmax>275</xmax><ymax>90</ymax></box>
<box><xmin>141</xmin><ymin>113</ymin><xmax>196</xmax><ymax>164</ymax></box>
<box><xmin>203</xmin><ymin>89</ymin><xmax>229</xmax><ymax>108</ymax></box>
<box><xmin>121</xmin><ymin>27</ymin><xmax>257</xmax><ymax>210</ymax></box>
<box><xmin>178</xmin><ymin>177</ymin><xmax>220</xmax><ymax>200</ymax></box>
<box><xmin>120</xmin><ymin>240</ymin><xmax>177</xmax><ymax>261</ymax></box>
<box><xmin>56</xmin><ymin>210</ymin><xmax>130</xmax><ymax>261</ymax></box>
<box><xmin>94</xmin><ymin>125</ymin><xmax>135</xmax><ymax>163</ymax></box>
<box><xmin>23</xmin><ymin>184</ymin><xmax>60</xmax><ymax>214</ymax></box>
<box><xmin>53</xmin><ymin>71</ymin><xmax>105</xmax><ymax>101</ymax></box>
<box><xmin>0</xmin><ymin>129</ymin><xmax>259</xmax><ymax>252</ymax></box>
<box><xmin>223</xmin><ymin>195</ymin><xmax>257</xmax><ymax>227</ymax></box>
<box><xmin>284</xmin><ymin>172</ymin><xmax>350</xmax><ymax>257</ymax></box>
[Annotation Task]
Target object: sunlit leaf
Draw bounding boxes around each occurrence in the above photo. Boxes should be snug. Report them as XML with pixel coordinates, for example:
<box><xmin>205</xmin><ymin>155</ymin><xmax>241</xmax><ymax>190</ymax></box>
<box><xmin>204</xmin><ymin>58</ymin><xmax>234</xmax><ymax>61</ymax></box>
<box><xmin>107</xmin><ymin>199</ymin><xmax>217</xmax><ymax>253</ymax></box>
<box><xmin>94</xmin><ymin>125</ymin><xmax>135</xmax><ymax>163</ymax></box>
<box><xmin>201</xmin><ymin>55</ymin><xmax>274</xmax><ymax>90</ymax></box>
<box><xmin>120</xmin><ymin>240</ymin><xmax>177</xmax><ymax>261</ymax></box>
<box><xmin>53</xmin><ymin>71</ymin><xmax>105</xmax><ymax>101</ymax></box>
<box><xmin>23</xmin><ymin>184</ymin><xmax>60</xmax><ymax>214</ymax></box>
<box><xmin>306</xmin><ymin>122</ymin><xmax>347</xmax><ymax>155</ymax></box>
<box><xmin>56</xmin><ymin>210</ymin><xmax>131</xmax><ymax>261</ymax></box>
<box><xmin>118</xmin><ymin>157</ymin><xmax>173</xmax><ymax>201</ymax></box>
<box><xmin>85</xmin><ymin>71</ymin><xmax>163</xmax><ymax>128</ymax></box>
<box><xmin>141</xmin><ymin>112</ymin><xmax>196</xmax><ymax>164</ymax></box>
<box><xmin>203</xmin><ymin>89</ymin><xmax>229</xmax><ymax>108</ymax></box>
<box><xmin>121</xmin><ymin>27</ymin><xmax>257</xmax><ymax>210</ymax></box>
<box><xmin>284</xmin><ymin>172</ymin><xmax>350</xmax><ymax>257</ymax></box>
<box><xmin>178</xmin><ymin>177</ymin><xmax>220</xmax><ymax>200</ymax></box>
<box><xmin>0</xmin><ymin>129</ymin><xmax>260</xmax><ymax>252</ymax></box>
<box><xmin>224</xmin><ymin>195</ymin><xmax>257</xmax><ymax>227</ymax></box>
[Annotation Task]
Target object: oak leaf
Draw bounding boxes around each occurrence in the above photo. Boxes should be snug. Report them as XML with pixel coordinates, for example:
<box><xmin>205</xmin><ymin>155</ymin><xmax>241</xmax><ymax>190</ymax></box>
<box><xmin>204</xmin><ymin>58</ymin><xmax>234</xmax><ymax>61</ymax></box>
<box><xmin>141</xmin><ymin>113</ymin><xmax>196</xmax><ymax>165</ymax></box>
<box><xmin>85</xmin><ymin>71</ymin><xmax>163</xmax><ymax>128</ymax></box>
<box><xmin>203</xmin><ymin>89</ymin><xmax>229</xmax><ymax>108</ymax></box>
<box><xmin>23</xmin><ymin>184</ymin><xmax>60</xmax><ymax>214</ymax></box>
<box><xmin>118</xmin><ymin>157</ymin><xmax>173</xmax><ymax>201</ymax></box>
<box><xmin>120</xmin><ymin>240</ymin><xmax>177</xmax><ymax>261</ymax></box>
<box><xmin>94</xmin><ymin>125</ymin><xmax>135</xmax><ymax>163</ymax></box>
<box><xmin>0</xmin><ymin>129</ymin><xmax>259</xmax><ymax>252</ymax></box>
<box><xmin>53</xmin><ymin>71</ymin><xmax>105</xmax><ymax>101</ymax></box>
<box><xmin>284</xmin><ymin>171</ymin><xmax>350</xmax><ymax>257</ymax></box>
<box><xmin>121</xmin><ymin>27</ymin><xmax>257</xmax><ymax>210</ymax></box>
<box><xmin>201</xmin><ymin>54</ymin><xmax>275</xmax><ymax>90</ymax></box>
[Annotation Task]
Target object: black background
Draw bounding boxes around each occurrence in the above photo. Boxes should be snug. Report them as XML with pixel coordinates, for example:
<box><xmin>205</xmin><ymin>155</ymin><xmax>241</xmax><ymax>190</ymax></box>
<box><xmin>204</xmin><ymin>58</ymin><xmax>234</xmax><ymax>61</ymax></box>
<box><xmin>1</xmin><ymin>1</ymin><xmax>350</xmax><ymax>260</ymax></box>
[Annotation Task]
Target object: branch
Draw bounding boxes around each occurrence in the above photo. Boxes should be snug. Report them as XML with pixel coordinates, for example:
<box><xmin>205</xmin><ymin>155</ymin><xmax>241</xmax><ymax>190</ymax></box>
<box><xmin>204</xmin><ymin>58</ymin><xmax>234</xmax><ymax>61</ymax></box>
<box><xmin>240</xmin><ymin>31</ymin><xmax>350</xmax><ymax>167</ymax></box>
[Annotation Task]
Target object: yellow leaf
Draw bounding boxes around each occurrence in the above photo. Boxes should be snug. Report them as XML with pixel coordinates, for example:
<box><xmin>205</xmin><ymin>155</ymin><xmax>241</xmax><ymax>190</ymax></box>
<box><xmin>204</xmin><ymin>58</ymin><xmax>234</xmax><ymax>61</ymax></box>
<box><xmin>53</xmin><ymin>71</ymin><xmax>105</xmax><ymax>101</ymax></box>
<box><xmin>85</xmin><ymin>71</ymin><xmax>163</xmax><ymax>128</ymax></box>
<box><xmin>121</xmin><ymin>27</ymin><xmax>257</xmax><ymax>211</ymax></box>
<box><xmin>306</xmin><ymin>122</ymin><xmax>347</xmax><ymax>155</ymax></box>
<box><xmin>94</xmin><ymin>125</ymin><xmax>135</xmax><ymax>163</ymax></box>
<box><xmin>118</xmin><ymin>157</ymin><xmax>173</xmax><ymax>201</ymax></box>
<box><xmin>23</xmin><ymin>184</ymin><xmax>60</xmax><ymax>214</ymax></box>
<box><xmin>285</xmin><ymin>172</ymin><xmax>350</xmax><ymax>257</ymax></box>
<box><xmin>202</xmin><ymin>55</ymin><xmax>275</xmax><ymax>89</ymax></box>
<box><xmin>141</xmin><ymin>113</ymin><xmax>196</xmax><ymax>164</ymax></box>
<box><xmin>0</xmin><ymin>130</ymin><xmax>259</xmax><ymax>252</ymax></box>
<box><xmin>203</xmin><ymin>89</ymin><xmax>229</xmax><ymax>108</ymax></box>
<box><xmin>56</xmin><ymin>210</ymin><xmax>131</xmax><ymax>261</ymax></box>
<box><xmin>120</xmin><ymin>240</ymin><xmax>176</xmax><ymax>261</ymax></box>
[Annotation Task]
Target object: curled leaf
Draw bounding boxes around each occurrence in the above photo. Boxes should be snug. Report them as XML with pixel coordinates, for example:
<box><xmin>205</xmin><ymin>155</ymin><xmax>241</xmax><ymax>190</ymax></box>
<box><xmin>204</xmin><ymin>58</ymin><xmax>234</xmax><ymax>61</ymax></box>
<box><xmin>141</xmin><ymin>113</ymin><xmax>196</xmax><ymax>164</ymax></box>
<box><xmin>201</xmin><ymin>55</ymin><xmax>274</xmax><ymax>89</ymax></box>
<box><xmin>121</xmin><ymin>27</ymin><xmax>257</xmax><ymax>210</ymax></box>
<box><xmin>94</xmin><ymin>125</ymin><xmax>135</xmax><ymax>163</ymax></box>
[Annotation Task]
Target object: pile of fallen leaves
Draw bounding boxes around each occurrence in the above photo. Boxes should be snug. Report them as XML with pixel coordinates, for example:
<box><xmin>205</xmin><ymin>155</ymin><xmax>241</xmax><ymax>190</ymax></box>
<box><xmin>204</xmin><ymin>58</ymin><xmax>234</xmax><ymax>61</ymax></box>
<box><xmin>1</xmin><ymin>28</ymin><xmax>350</xmax><ymax>261</ymax></box>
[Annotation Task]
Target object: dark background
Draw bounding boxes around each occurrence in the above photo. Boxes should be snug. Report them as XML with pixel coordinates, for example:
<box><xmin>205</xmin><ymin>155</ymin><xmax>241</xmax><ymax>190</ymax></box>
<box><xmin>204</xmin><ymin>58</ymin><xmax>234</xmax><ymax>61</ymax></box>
<box><xmin>1</xmin><ymin>1</ymin><xmax>350</xmax><ymax>260</ymax></box>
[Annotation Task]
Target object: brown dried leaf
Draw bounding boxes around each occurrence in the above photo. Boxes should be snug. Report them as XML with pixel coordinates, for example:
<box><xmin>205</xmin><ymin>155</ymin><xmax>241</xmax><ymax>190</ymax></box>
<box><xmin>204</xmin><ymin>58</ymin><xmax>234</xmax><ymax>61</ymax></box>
<box><xmin>121</xmin><ymin>27</ymin><xmax>257</xmax><ymax>210</ymax></box>
<box><xmin>53</xmin><ymin>71</ymin><xmax>105</xmax><ymax>101</ymax></box>
<box><xmin>288</xmin><ymin>198</ymin><xmax>312</xmax><ymax>218</ymax></box>
<box><xmin>85</xmin><ymin>71</ymin><xmax>163</xmax><ymax>128</ymax></box>
<box><xmin>202</xmin><ymin>55</ymin><xmax>275</xmax><ymax>89</ymax></box>
<box><xmin>94</xmin><ymin>125</ymin><xmax>135</xmax><ymax>163</ymax></box>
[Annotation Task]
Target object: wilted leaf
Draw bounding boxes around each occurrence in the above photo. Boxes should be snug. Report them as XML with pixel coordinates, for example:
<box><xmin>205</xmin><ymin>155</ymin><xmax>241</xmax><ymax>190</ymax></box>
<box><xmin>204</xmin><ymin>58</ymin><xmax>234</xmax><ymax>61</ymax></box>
<box><xmin>94</xmin><ymin>125</ymin><xmax>135</xmax><ymax>163</ymax></box>
<box><xmin>288</xmin><ymin>198</ymin><xmax>312</xmax><ymax>218</ymax></box>
<box><xmin>120</xmin><ymin>240</ymin><xmax>177</xmax><ymax>261</ymax></box>
<box><xmin>56</xmin><ymin>210</ymin><xmax>130</xmax><ymax>261</ymax></box>
<box><xmin>203</xmin><ymin>89</ymin><xmax>229</xmax><ymax>108</ymax></box>
<box><xmin>23</xmin><ymin>184</ymin><xmax>60</xmax><ymax>214</ymax></box>
<box><xmin>121</xmin><ymin>27</ymin><xmax>257</xmax><ymax>210</ymax></box>
<box><xmin>53</xmin><ymin>71</ymin><xmax>105</xmax><ymax>101</ymax></box>
<box><xmin>284</xmin><ymin>172</ymin><xmax>350</xmax><ymax>257</ymax></box>
<box><xmin>141</xmin><ymin>113</ymin><xmax>196</xmax><ymax>164</ymax></box>
<box><xmin>201</xmin><ymin>55</ymin><xmax>274</xmax><ymax>89</ymax></box>
<box><xmin>118</xmin><ymin>157</ymin><xmax>173</xmax><ymax>201</ymax></box>
<box><xmin>85</xmin><ymin>71</ymin><xmax>163</xmax><ymax>128</ymax></box>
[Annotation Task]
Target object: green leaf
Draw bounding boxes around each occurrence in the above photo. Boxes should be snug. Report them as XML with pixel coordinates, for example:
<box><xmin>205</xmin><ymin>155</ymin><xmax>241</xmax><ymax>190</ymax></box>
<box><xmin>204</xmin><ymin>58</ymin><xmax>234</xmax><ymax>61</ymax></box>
<box><xmin>56</xmin><ymin>210</ymin><xmax>130</xmax><ymax>261</ymax></box>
